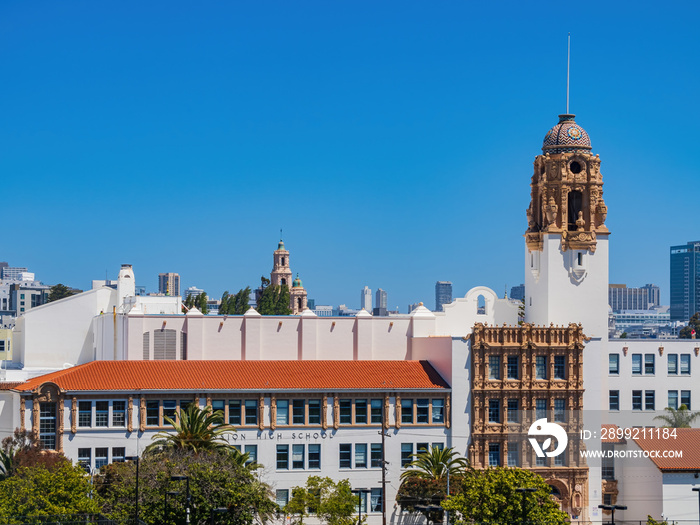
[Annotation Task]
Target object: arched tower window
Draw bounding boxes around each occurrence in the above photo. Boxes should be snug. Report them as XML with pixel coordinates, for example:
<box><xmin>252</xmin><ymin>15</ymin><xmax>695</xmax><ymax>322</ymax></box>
<box><xmin>568</xmin><ymin>190</ymin><xmax>583</xmax><ymax>231</ymax></box>
<box><xmin>477</xmin><ymin>294</ymin><xmax>486</xmax><ymax>315</ymax></box>
<box><xmin>281</xmin><ymin>278</ymin><xmax>286</xmax><ymax>286</ymax></box>
<box><xmin>281</xmin><ymin>257</ymin><xmax>285</xmax><ymax>266</ymax></box>
<box><xmin>297</xmin><ymin>298</ymin><xmax>302</xmax><ymax>310</ymax></box>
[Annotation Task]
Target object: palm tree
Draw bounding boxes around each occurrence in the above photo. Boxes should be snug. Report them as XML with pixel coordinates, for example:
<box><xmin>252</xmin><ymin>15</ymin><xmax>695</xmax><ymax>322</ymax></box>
<box><xmin>0</xmin><ymin>449</ymin><xmax>13</xmax><ymax>480</ymax></box>
<box><xmin>400</xmin><ymin>446</ymin><xmax>470</xmax><ymax>480</ymax></box>
<box><xmin>145</xmin><ymin>404</ymin><xmax>236</xmax><ymax>454</ymax></box>
<box><xmin>654</xmin><ymin>404</ymin><xmax>700</xmax><ymax>428</ymax></box>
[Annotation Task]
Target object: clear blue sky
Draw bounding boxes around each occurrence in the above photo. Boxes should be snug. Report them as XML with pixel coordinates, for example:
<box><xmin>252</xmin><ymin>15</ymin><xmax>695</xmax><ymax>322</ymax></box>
<box><xmin>2</xmin><ymin>1</ymin><xmax>698</xmax><ymax>310</ymax></box>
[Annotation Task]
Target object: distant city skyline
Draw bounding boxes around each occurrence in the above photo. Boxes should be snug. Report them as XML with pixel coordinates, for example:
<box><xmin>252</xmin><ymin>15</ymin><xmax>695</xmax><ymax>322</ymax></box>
<box><xmin>2</xmin><ymin>2</ymin><xmax>698</xmax><ymax>309</ymax></box>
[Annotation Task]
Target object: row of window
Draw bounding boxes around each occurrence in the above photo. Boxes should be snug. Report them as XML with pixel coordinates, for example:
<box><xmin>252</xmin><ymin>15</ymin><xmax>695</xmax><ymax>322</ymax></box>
<box><xmin>74</xmin><ymin>397</ymin><xmax>446</xmax><ymax>429</ymax></box>
<box><xmin>276</xmin><ymin>444</ymin><xmax>322</xmax><ymax>470</ymax></box>
<box><xmin>608</xmin><ymin>390</ymin><xmax>692</xmax><ymax>411</ymax></box>
<box><xmin>400</xmin><ymin>442</ymin><xmax>444</xmax><ymax>467</ymax></box>
<box><xmin>78</xmin><ymin>447</ymin><xmax>126</xmax><ymax>472</ymax></box>
<box><xmin>609</xmin><ymin>353</ymin><xmax>691</xmax><ymax>375</ymax></box>
<box><xmin>489</xmin><ymin>355</ymin><xmax>567</xmax><ymax>381</ymax></box>
<box><xmin>487</xmin><ymin>443</ymin><xmax>567</xmax><ymax>467</ymax></box>
<box><xmin>487</xmin><ymin>398</ymin><xmax>567</xmax><ymax>424</ymax></box>
<box><xmin>275</xmin><ymin>488</ymin><xmax>383</xmax><ymax>513</ymax></box>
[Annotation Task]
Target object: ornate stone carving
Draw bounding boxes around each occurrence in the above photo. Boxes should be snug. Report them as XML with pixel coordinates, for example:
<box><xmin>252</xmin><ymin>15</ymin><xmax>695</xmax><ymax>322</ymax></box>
<box><xmin>270</xmin><ymin>395</ymin><xmax>277</xmax><ymax>430</ymax></box>
<box><xmin>322</xmin><ymin>395</ymin><xmax>328</xmax><ymax>430</ymax></box>
<box><xmin>258</xmin><ymin>395</ymin><xmax>265</xmax><ymax>431</ymax></box>
<box><xmin>139</xmin><ymin>397</ymin><xmax>146</xmax><ymax>432</ymax></box>
<box><xmin>445</xmin><ymin>395</ymin><xmax>451</xmax><ymax>429</ymax></box>
<box><xmin>384</xmin><ymin>395</ymin><xmax>390</xmax><ymax>429</ymax></box>
<box><xmin>57</xmin><ymin>394</ymin><xmax>65</xmax><ymax>452</ymax></box>
<box><xmin>333</xmin><ymin>396</ymin><xmax>339</xmax><ymax>430</ymax></box>
<box><xmin>20</xmin><ymin>398</ymin><xmax>26</xmax><ymax>432</ymax></box>
<box><xmin>71</xmin><ymin>397</ymin><xmax>77</xmax><ymax>434</ymax></box>
<box><xmin>128</xmin><ymin>396</ymin><xmax>134</xmax><ymax>433</ymax></box>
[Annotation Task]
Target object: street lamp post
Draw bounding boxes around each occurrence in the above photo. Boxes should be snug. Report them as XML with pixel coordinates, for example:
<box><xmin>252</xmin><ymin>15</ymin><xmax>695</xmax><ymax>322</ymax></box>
<box><xmin>598</xmin><ymin>504</ymin><xmax>627</xmax><ymax>525</ymax></box>
<box><xmin>125</xmin><ymin>456</ymin><xmax>140</xmax><ymax>525</ymax></box>
<box><xmin>209</xmin><ymin>507</ymin><xmax>228</xmax><ymax>525</ymax></box>
<box><xmin>515</xmin><ymin>487</ymin><xmax>537</xmax><ymax>525</ymax></box>
<box><xmin>172</xmin><ymin>475</ymin><xmax>191</xmax><ymax>524</ymax></box>
<box><xmin>351</xmin><ymin>488</ymin><xmax>371</xmax><ymax>525</ymax></box>
<box><xmin>692</xmin><ymin>487</ymin><xmax>700</xmax><ymax>525</ymax></box>
<box><xmin>439</xmin><ymin>461</ymin><xmax>450</xmax><ymax>525</ymax></box>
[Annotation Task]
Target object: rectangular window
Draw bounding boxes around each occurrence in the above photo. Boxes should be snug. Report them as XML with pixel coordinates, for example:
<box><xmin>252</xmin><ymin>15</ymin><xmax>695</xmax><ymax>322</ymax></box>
<box><xmin>229</xmin><ymin>400</ymin><xmax>241</xmax><ymax>426</ymax></box>
<box><xmin>507</xmin><ymin>399</ymin><xmax>519</xmax><ymax>423</ymax></box>
<box><xmin>609</xmin><ymin>391</ymin><xmax>619</xmax><ymax>411</ymax></box>
<box><xmin>680</xmin><ymin>354</ymin><xmax>691</xmax><ymax>375</ymax></box>
<box><xmin>308</xmin><ymin>444</ymin><xmax>321</xmax><ymax>469</ymax></box>
<box><xmin>489</xmin><ymin>355</ymin><xmax>501</xmax><ymax>380</ymax></box>
<box><xmin>535</xmin><ymin>398</ymin><xmax>547</xmax><ymax>420</ymax></box>
<box><xmin>112</xmin><ymin>401</ymin><xmax>126</xmax><ymax>427</ymax></box>
<box><xmin>355</xmin><ymin>443</ymin><xmax>368</xmax><ymax>468</ymax></box>
<box><xmin>416</xmin><ymin>399</ymin><xmax>429</xmax><ymax>423</ymax></box>
<box><xmin>554</xmin><ymin>452</ymin><xmax>566</xmax><ymax>466</ymax></box>
<box><xmin>507</xmin><ymin>444</ymin><xmax>519</xmax><ymax>467</ymax></box>
<box><xmin>370</xmin><ymin>399</ymin><xmax>383</xmax><ymax>424</ymax></box>
<box><xmin>554</xmin><ymin>399</ymin><xmax>566</xmax><ymax>422</ymax></box>
<box><xmin>536</xmin><ymin>456</ymin><xmax>547</xmax><ymax>467</ymax></box>
<box><xmin>370</xmin><ymin>488</ymin><xmax>382</xmax><ymax>513</ymax></box>
<box><xmin>78</xmin><ymin>401</ymin><xmax>92</xmax><ymax>427</ymax></box>
<box><xmin>308</xmin><ymin>399</ymin><xmax>321</xmax><ymax>425</ymax></box>
<box><xmin>339</xmin><ymin>399</ymin><xmax>352</xmax><ymax>424</ymax></box>
<box><xmin>554</xmin><ymin>356</ymin><xmax>566</xmax><ymax>379</ymax></box>
<box><xmin>681</xmin><ymin>390</ymin><xmax>691</xmax><ymax>410</ymax></box>
<box><xmin>276</xmin><ymin>445</ymin><xmax>289</xmax><ymax>470</ymax></box>
<box><xmin>603</xmin><ymin>494</ymin><xmax>613</xmax><ymax>505</ymax></box>
<box><xmin>536</xmin><ymin>356</ymin><xmax>547</xmax><ymax>379</ymax></box>
<box><xmin>277</xmin><ymin>400</ymin><xmax>289</xmax><ymax>426</ymax></box>
<box><xmin>292</xmin><ymin>444</ymin><xmax>305</xmax><ymax>469</ymax></box>
<box><xmin>355</xmin><ymin>399</ymin><xmax>368</xmax><ymax>424</ymax></box>
<box><xmin>645</xmin><ymin>390</ymin><xmax>655</xmax><ymax>411</ymax></box>
<box><xmin>163</xmin><ymin>400</ymin><xmax>176</xmax><ymax>423</ymax></box>
<box><xmin>146</xmin><ymin>401</ymin><xmax>159</xmax><ymax>426</ymax></box>
<box><xmin>245</xmin><ymin>399</ymin><xmax>258</xmax><ymax>426</ymax></box>
<box><xmin>355</xmin><ymin>492</ymin><xmax>367</xmax><ymax>515</ymax></box>
<box><xmin>601</xmin><ymin>445</ymin><xmax>615</xmax><ymax>480</ymax></box>
<box><xmin>507</xmin><ymin>356</ymin><xmax>519</xmax><ymax>379</ymax></box>
<box><xmin>632</xmin><ymin>354</ymin><xmax>642</xmax><ymax>375</ymax></box>
<box><xmin>95</xmin><ymin>448</ymin><xmax>109</xmax><ymax>469</ymax></box>
<box><xmin>632</xmin><ymin>390</ymin><xmax>642</xmax><ymax>411</ymax></box>
<box><xmin>432</xmin><ymin>399</ymin><xmax>444</xmax><ymax>423</ymax></box>
<box><xmin>668</xmin><ymin>390</ymin><xmax>678</xmax><ymax>410</ymax></box>
<box><xmin>95</xmin><ymin>401</ymin><xmax>109</xmax><ymax>427</ymax></box>
<box><xmin>645</xmin><ymin>354</ymin><xmax>655</xmax><ymax>374</ymax></box>
<box><xmin>488</xmin><ymin>443</ymin><xmax>500</xmax><ymax>467</ymax></box>
<box><xmin>401</xmin><ymin>443</ymin><xmax>413</xmax><ymax>467</ymax></box>
<box><xmin>668</xmin><ymin>354</ymin><xmax>678</xmax><ymax>375</ymax></box>
<box><xmin>417</xmin><ymin>442</ymin><xmax>429</xmax><ymax>454</ymax></box>
<box><xmin>609</xmin><ymin>354</ymin><xmax>620</xmax><ymax>374</ymax></box>
<box><xmin>432</xmin><ymin>443</ymin><xmax>444</xmax><ymax>451</ymax></box>
<box><xmin>112</xmin><ymin>447</ymin><xmax>125</xmax><ymax>463</ymax></box>
<box><xmin>292</xmin><ymin>399</ymin><xmax>305</xmax><ymax>425</ymax></box>
<box><xmin>339</xmin><ymin>443</ymin><xmax>352</xmax><ymax>469</ymax></box>
<box><xmin>488</xmin><ymin>399</ymin><xmax>500</xmax><ymax>423</ymax></box>
<box><xmin>276</xmin><ymin>489</ymin><xmax>289</xmax><ymax>509</ymax></box>
<box><xmin>244</xmin><ymin>445</ymin><xmax>258</xmax><ymax>466</ymax></box>
<box><xmin>78</xmin><ymin>448</ymin><xmax>91</xmax><ymax>472</ymax></box>
<box><xmin>401</xmin><ymin>399</ymin><xmax>413</xmax><ymax>424</ymax></box>
<box><xmin>211</xmin><ymin>400</ymin><xmax>225</xmax><ymax>414</ymax></box>
<box><xmin>371</xmin><ymin>443</ymin><xmax>383</xmax><ymax>468</ymax></box>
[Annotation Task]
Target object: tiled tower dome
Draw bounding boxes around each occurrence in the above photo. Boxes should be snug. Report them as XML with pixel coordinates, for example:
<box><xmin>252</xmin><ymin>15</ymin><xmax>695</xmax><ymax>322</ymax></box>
<box><xmin>542</xmin><ymin>114</ymin><xmax>591</xmax><ymax>152</ymax></box>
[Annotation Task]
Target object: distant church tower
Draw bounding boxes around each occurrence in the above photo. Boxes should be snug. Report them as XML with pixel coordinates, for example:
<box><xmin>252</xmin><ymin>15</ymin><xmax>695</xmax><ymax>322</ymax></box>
<box><xmin>270</xmin><ymin>239</ymin><xmax>308</xmax><ymax>314</ymax></box>
<box><xmin>524</xmin><ymin>114</ymin><xmax>610</xmax><ymax>339</ymax></box>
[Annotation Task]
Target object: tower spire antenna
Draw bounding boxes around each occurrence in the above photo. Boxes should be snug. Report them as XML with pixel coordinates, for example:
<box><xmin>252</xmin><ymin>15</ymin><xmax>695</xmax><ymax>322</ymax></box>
<box><xmin>566</xmin><ymin>33</ymin><xmax>571</xmax><ymax>114</ymax></box>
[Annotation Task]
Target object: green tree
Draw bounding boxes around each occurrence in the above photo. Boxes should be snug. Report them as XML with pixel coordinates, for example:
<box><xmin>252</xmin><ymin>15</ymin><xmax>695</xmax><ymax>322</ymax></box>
<box><xmin>257</xmin><ymin>284</ymin><xmax>291</xmax><ymax>315</ymax></box>
<box><xmin>0</xmin><ymin>459</ymin><xmax>100</xmax><ymax>517</ymax></box>
<box><xmin>1</xmin><ymin>428</ymin><xmax>67</xmax><ymax>478</ymax></box>
<box><xmin>442</xmin><ymin>467</ymin><xmax>569</xmax><ymax>525</ymax></box>
<box><xmin>679</xmin><ymin>312</ymin><xmax>700</xmax><ymax>338</ymax></box>
<box><xmin>220</xmin><ymin>288</ymin><xmax>252</xmax><ymax>315</ymax></box>
<box><xmin>97</xmin><ymin>449</ymin><xmax>275</xmax><ymax>525</ymax></box>
<box><xmin>400</xmin><ymin>446</ymin><xmax>470</xmax><ymax>481</ymax></box>
<box><xmin>286</xmin><ymin>476</ymin><xmax>355</xmax><ymax>525</ymax></box>
<box><xmin>654</xmin><ymin>404</ymin><xmax>700</xmax><ymax>428</ymax></box>
<box><xmin>144</xmin><ymin>404</ymin><xmax>236</xmax><ymax>454</ymax></box>
<box><xmin>196</xmin><ymin>291</ymin><xmax>209</xmax><ymax>314</ymax></box>
<box><xmin>47</xmin><ymin>283</ymin><xmax>76</xmax><ymax>303</ymax></box>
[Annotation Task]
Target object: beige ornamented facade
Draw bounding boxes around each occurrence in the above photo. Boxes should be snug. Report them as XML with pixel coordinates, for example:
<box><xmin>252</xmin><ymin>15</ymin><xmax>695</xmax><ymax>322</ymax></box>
<box><xmin>525</xmin><ymin>114</ymin><xmax>608</xmax><ymax>254</ymax></box>
<box><xmin>270</xmin><ymin>239</ymin><xmax>308</xmax><ymax>314</ymax></box>
<box><xmin>470</xmin><ymin>322</ymin><xmax>588</xmax><ymax>520</ymax></box>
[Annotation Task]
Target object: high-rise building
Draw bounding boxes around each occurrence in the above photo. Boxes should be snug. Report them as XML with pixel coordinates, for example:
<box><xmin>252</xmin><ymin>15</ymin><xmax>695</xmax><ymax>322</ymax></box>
<box><xmin>670</xmin><ymin>241</ymin><xmax>700</xmax><ymax>322</ymax></box>
<box><xmin>608</xmin><ymin>284</ymin><xmax>660</xmax><ymax>312</ymax></box>
<box><xmin>510</xmin><ymin>284</ymin><xmax>525</xmax><ymax>302</ymax></box>
<box><xmin>185</xmin><ymin>286</ymin><xmax>204</xmax><ymax>299</ymax></box>
<box><xmin>158</xmin><ymin>273</ymin><xmax>180</xmax><ymax>297</ymax></box>
<box><xmin>360</xmin><ymin>286</ymin><xmax>372</xmax><ymax>312</ymax></box>
<box><xmin>1</xmin><ymin>266</ymin><xmax>28</xmax><ymax>281</ymax></box>
<box><xmin>373</xmin><ymin>288</ymin><xmax>387</xmax><ymax>316</ymax></box>
<box><xmin>435</xmin><ymin>281</ymin><xmax>453</xmax><ymax>312</ymax></box>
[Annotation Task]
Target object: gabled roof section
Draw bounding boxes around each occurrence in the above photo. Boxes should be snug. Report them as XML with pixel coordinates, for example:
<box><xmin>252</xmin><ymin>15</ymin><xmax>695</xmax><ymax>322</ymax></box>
<box><xmin>0</xmin><ymin>381</ymin><xmax>26</xmax><ymax>391</ymax></box>
<box><xmin>634</xmin><ymin>428</ymin><xmax>700</xmax><ymax>471</ymax></box>
<box><xmin>14</xmin><ymin>360</ymin><xmax>450</xmax><ymax>393</ymax></box>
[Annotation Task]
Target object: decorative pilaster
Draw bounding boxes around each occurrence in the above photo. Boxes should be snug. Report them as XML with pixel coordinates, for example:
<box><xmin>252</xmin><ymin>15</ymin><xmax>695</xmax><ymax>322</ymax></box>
<box><xmin>128</xmin><ymin>396</ymin><xmax>134</xmax><ymax>433</ymax></box>
<box><xmin>333</xmin><ymin>396</ymin><xmax>339</xmax><ymax>430</ymax></box>
<box><xmin>258</xmin><ymin>395</ymin><xmax>265</xmax><ymax>431</ymax></box>
<box><xmin>139</xmin><ymin>397</ymin><xmax>146</xmax><ymax>432</ymax></box>
<box><xmin>71</xmin><ymin>397</ymin><xmax>77</xmax><ymax>434</ymax></box>
<box><xmin>270</xmin><ymin>395</ymin><xmax>277</xmax><ymax>431</ymax></box>
<box><xmin>322</xmin><ymin>395</ymin><xmax>328</xmax><ymax>430</ymax></box>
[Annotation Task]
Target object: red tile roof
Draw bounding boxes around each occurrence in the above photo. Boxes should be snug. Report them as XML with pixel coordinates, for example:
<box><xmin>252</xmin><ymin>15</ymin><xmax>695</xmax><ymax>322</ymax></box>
<box><xmin>13</xmin><ymin>360</ymin><xmax>449</xmax><ymax>393</ymax></box>
<box><xmin>602</xmin><ymin>424</ymin><xmax>626</xmax><ymax>444</ymax></box>
<box><xmin>0</xmin><ymin>381</ymin><xmax>25</xmax><ymax>391</ymax></box>
<box><xmin>634</xmin><ymin>428</ymin><xmax>700</xmax><ymax>471</ymax></box>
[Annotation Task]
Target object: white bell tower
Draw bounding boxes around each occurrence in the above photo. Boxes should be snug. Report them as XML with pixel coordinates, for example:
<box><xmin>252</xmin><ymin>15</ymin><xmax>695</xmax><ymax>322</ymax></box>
<box><xmin>523</xmin><ymin>114</ymin><xmax>610</xmax><ymax>340</ymax></box>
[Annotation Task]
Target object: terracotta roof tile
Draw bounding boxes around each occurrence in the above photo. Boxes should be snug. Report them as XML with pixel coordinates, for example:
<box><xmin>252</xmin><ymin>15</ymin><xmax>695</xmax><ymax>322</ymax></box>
<box><xmin>0</xmin><ymin>381</ymin><xmax>25</xmax><ymax>391</ymax></box>
<box><xmin>14</xmin><ymin>360</ymin><xmax>450</xmax><ymax>393</ymax></box>
<box><xmin>602</xmin><ymin>424</ymin><xmax>626</xmax><ymax>444</ymax></box>
<box><xmin>633</xmin><ymin>428</ymin><xmax>700</xmax><ymax>471</ymax></box>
